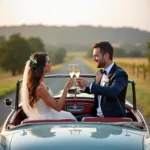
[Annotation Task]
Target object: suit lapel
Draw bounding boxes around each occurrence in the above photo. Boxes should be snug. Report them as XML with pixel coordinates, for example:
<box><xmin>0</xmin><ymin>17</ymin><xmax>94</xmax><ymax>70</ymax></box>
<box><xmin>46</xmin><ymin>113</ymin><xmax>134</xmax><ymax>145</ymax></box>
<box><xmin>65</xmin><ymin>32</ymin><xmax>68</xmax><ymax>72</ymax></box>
<box><xmin>96</xmin><ymin>70</ymin><xmax>102</xmax><ymax>84</ymax></box>
<box><xmin>107</xmin><ymin>63</ymin><xmax>117</xmax><ymax>79</ymax></box>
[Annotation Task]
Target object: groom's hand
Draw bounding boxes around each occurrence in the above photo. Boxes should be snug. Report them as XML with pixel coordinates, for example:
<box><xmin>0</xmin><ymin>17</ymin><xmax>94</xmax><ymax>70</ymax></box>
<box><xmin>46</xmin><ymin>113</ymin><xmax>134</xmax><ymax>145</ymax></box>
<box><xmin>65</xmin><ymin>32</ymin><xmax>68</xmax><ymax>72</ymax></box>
<box><xmin>76</xmin><ymin>77</ymin><xmax>88</xmax><ymax>88</ymax></box>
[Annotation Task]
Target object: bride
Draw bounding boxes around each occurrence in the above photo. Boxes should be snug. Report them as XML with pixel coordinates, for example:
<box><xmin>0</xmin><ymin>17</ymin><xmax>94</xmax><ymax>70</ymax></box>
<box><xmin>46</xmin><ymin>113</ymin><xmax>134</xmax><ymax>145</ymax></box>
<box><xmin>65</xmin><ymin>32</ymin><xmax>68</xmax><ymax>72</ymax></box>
<box><xmin>21</xmin><ymin>52</ymin><xmax>76</xmax><ymax>121</ymax></box>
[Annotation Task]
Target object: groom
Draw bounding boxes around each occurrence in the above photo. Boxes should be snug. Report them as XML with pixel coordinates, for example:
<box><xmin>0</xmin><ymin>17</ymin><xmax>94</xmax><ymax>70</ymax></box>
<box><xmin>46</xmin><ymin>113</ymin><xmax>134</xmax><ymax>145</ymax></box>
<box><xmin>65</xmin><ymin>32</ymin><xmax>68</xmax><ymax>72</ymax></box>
<box><xmin>76</xmin><ymin>41</ymin><xmax>128</xmax><ymax>121</ymax></box>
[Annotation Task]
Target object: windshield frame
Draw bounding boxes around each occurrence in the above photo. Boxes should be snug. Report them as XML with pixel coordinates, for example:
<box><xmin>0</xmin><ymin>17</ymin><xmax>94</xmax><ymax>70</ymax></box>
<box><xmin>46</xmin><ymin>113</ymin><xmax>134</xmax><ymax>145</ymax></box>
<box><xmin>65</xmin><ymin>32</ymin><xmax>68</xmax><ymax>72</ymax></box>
<box><xmin>15</xmin><ymin>74</ymin><xmax>136</xmax><ymax>111</ymax></box>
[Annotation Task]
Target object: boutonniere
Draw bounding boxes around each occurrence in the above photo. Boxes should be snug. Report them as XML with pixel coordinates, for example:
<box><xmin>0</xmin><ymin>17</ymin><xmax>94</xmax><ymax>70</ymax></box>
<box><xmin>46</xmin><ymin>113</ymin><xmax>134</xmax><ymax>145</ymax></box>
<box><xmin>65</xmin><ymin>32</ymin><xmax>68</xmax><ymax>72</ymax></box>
<box><xmin>103</xmin><ymin>76</ymin><xmax>109</xmax><ymax>83</ymax></box>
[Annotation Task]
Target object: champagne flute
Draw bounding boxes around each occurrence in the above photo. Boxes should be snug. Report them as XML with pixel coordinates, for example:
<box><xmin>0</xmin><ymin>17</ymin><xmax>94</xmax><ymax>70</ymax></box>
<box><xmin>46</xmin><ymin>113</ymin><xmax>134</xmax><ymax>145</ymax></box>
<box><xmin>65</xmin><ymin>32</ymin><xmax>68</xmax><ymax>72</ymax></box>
<box><xmin>68</xmin><ymin>64</ymin><xmax>76</xmax><ymax>93</ymax></box>
<box><xmin>74</xmin><ymin>64</ymin><xmax>80</xmax><ymax>78</ymax></box>
<box><xmin>68</xmin><ymin>64</ymin><xmax>74</xmax><ymax>78</ymax></box>
<box><xmin>74</xmin><ymin>64</ymin><xmax>81</xmax><ymax>93</ymax></box>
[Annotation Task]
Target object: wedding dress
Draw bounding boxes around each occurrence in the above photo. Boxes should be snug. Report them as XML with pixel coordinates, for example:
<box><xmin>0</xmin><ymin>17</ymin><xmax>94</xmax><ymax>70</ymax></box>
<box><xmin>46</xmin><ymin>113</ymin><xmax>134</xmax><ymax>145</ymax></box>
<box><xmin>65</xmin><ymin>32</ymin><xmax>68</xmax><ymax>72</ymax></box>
<box><xmin>30</xmin><ymin>89</ymin><xmax>77</xmax><ymax>120</ymax></box>
<box><xmin>21</xmin><ymin>60</ymin><xmax>77</xmax><ymax>121</ymax></box>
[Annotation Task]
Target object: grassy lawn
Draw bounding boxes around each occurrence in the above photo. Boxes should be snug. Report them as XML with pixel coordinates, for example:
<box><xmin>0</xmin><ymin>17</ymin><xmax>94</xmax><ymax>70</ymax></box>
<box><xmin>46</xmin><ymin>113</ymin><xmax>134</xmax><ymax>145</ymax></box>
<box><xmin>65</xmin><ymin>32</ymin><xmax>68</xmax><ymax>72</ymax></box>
<box><xmin>0</xmin><ymin>56</ymin><xmax>74</xmax><ymax>98</ymax></box>
<box><xmin>0</xmin><ymin>65</ymin><xmax>62</xmax><ymax>98</ymax></box>
<box><xmin>0</xmin><ymin>74</ymin><xmax>22</xmax><ymax>98</ymax></box>
<box><xmin>124</xmin><ymin>72</ymin><xmax>150</xmax><ymax>119</ymax></box>
<box><xmin>83</xmin><ymin>58</ymin><xmax>150</xmax><ymax>123</ymax></box>
<box><xmin>114</xmin><ymin>58</ymin><xmax>150</xmax><ymax>120</ymax></box>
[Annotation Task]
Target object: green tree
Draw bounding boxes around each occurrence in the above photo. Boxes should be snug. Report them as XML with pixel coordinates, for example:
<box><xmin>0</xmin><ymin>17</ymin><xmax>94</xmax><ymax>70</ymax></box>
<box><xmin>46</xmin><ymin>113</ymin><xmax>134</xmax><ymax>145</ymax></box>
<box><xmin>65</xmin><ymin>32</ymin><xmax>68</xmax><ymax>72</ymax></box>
<box><xmin>86</xmin><ymin>48</ymin><xmax>93</xmax><ymax>58</ymax></box>
<box><xmin>47</xmin><ymin>47</ymin><xmax>67</xmax><ymax>65</ymax></box>
<box><xmin>27</xmin><ymin>37</ymin><xmax>45</xmax><ymax>52</ymax></box>
<box><xmin>57</xmin><ymin>47</ymin><xmax>66</xmax><ymax>59</ymax></box>
<box><xmin>147</xmin><ymin>39</ymin><xmax>150</xmax><ymax>65</ymax></box>
<box><xmin>0</xmin><ymin>35</ymin><xmax>5</xmax><ymax>44</ymax></box>
<box><xmin>0</xmin><ymin>33</ymin><xmax>32</xmax><ymax>76</ymax></box>
<box><xmin>128</xmin><ymin>50</ymin><xmax>144</xmax><ymax>58</ymax></box>
<box><xmin>114</xmin><ymin>48</ymin><xmax>127</xmax><ymax>58</ymax></box>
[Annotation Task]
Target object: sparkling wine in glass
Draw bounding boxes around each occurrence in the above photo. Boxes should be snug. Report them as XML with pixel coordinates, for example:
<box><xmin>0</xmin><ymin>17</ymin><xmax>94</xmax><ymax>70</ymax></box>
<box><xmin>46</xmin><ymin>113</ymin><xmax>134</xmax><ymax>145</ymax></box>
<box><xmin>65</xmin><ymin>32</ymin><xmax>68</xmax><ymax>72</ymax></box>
<box><xmin>74</xmin><ymin>64</ymin><xmax>80</xmax><ymax>78</ymax></box>
<box><xmin>68</xmin><ymin>64</ymin><xmax>74</xmax><ymax>78</ymax></box>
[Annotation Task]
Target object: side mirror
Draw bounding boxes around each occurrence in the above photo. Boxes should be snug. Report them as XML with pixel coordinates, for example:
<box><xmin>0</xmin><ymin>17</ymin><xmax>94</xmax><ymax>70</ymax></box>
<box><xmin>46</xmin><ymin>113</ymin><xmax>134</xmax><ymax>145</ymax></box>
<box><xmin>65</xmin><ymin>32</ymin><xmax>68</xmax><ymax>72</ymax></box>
<box><xmin>4</xmin><ymin>98</ymin><xmax>12</xmax><ymax>106</ymax></box>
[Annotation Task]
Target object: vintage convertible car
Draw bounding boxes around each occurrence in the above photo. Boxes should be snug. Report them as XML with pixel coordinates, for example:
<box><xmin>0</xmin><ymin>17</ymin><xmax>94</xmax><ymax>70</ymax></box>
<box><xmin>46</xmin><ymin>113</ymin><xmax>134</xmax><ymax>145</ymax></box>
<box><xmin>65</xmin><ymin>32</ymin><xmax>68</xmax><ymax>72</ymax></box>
<box><xmin>0</xmin><ymin>74</ymin><xmax>150</xmax><ymax>150</ymax></box>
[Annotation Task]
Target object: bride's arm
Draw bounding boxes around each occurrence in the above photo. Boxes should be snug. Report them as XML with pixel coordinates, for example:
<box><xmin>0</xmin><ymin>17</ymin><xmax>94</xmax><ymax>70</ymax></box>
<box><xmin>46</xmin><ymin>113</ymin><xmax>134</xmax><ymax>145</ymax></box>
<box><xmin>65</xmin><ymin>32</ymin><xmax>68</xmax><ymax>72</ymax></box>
<box><xmin>36</xmin><ymin>79</ymin><xmax>73</xmax><ymax>111</ymax></box>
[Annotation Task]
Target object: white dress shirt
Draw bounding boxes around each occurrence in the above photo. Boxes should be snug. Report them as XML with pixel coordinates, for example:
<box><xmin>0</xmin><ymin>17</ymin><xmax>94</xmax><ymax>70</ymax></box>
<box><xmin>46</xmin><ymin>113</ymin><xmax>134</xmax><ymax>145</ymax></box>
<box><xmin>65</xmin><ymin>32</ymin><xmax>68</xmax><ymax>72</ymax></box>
<box><xmin>89</xmin><ymin>62</ymin><xmax>114</xmax><ymax>117</ymax></box>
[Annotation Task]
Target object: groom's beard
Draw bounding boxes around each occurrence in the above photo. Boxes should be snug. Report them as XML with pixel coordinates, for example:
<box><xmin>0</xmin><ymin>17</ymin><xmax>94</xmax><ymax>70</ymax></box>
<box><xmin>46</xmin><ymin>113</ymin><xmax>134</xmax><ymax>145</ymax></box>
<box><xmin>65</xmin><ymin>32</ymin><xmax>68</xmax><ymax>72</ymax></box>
<box><xmin>97</xmin><ymin>58</ymin><xmax>106</xmax><ymax>68</ymax></box>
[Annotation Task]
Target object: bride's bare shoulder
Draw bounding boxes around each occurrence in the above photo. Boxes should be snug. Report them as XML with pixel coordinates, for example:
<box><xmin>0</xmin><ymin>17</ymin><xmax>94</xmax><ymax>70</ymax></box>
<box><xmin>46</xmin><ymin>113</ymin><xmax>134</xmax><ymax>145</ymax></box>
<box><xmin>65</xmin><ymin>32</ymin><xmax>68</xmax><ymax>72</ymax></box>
<box><xmin>36</xmin><ymin>83</ymin><xmax>46</xmax><ymax>93</ymax></box>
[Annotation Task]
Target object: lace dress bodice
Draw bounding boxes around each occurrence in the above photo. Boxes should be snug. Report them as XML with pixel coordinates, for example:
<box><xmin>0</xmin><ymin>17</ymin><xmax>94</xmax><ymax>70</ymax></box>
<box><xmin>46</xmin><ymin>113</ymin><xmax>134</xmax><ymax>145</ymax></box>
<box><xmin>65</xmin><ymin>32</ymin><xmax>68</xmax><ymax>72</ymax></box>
<box><xmin>34</xmin><ymin>99</ymin><xmax>53</xmax><ymax>114</ymax></box>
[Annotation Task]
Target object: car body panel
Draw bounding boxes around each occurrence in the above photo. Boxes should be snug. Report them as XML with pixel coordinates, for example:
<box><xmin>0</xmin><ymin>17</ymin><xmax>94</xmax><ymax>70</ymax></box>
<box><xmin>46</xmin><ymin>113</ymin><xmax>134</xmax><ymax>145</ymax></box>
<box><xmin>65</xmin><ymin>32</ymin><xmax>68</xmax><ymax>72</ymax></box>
<box><xmin>3</xmin><ymin>123</ymin><xmax>147</xmax><ymax>150</ymax></box>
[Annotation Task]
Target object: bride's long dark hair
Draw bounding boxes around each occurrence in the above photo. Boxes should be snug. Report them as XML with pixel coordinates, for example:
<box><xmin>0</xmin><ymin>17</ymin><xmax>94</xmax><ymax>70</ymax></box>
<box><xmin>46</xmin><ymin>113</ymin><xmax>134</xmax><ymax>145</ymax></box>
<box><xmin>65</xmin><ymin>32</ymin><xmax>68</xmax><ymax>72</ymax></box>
<box><xmin>27</xmin><ymin>52</ymin><xmax>48</xmax><ymax>107</ymax></box>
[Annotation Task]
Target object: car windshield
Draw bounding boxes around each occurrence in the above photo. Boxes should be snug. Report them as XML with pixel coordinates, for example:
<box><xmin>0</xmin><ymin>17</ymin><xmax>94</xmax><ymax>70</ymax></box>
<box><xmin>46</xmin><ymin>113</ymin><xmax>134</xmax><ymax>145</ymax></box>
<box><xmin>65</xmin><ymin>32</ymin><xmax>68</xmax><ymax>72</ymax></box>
<box><xmin>44</xmin><ymin>75</ymin><xmax>94</xmax><ymax>98</ymax></box>
<box><xmin>125</xmin><ymin>81</ymin><xmax>134</xmax><ymax>107</ymax></box>
<box><xmin>18</xmin><ymin>75</ymin><xmax>134</xmax><ymax>107</ymax></box>
<box><xmin>44</xmin><ymin>75</ymin><xmax>134</xmax><ymax>103</ymax></box>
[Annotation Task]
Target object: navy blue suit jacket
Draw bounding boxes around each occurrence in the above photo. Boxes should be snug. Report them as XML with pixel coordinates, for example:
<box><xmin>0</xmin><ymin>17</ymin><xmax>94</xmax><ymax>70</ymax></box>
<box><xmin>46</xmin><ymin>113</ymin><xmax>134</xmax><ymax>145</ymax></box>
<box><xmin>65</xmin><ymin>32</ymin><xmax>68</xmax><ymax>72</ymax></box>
<box><xmin>85</xmin><ymin>63</ymin><xmax>128</xmax><ymax>117</ymax></box>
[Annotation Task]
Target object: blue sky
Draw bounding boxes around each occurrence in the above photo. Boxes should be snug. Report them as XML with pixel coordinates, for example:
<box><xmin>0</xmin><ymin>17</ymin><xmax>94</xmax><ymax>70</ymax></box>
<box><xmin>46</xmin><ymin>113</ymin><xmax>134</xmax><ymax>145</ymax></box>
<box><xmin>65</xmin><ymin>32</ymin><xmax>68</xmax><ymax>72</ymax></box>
<box><xmin>0</xmin><ymin>0</ymin><xmax>150</xmax><ymax>31</ymax></box>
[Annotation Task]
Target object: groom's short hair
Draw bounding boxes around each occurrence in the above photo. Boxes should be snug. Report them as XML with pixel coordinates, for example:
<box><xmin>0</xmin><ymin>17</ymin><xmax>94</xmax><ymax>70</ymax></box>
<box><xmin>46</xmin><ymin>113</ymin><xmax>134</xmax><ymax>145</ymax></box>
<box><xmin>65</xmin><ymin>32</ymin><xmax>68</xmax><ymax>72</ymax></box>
<box><xmin>92</xmin><ymin>41</ymin><xmax>114</xmax><ymax>60</ymax></box>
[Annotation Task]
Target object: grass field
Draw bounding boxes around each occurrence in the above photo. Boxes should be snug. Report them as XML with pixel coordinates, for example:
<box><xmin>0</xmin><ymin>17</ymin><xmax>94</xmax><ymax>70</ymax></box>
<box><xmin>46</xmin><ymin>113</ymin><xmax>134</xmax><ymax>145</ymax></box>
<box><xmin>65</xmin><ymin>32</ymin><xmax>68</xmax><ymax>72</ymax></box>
<box><xmin>0</xmin><ymin>56</ymin><xmax>74</xmax><ymax>98</ymax></box>
<box><xmin>114</xmin><ymin>57</ymin><xmax>149</xmax><ymax>65</ymax></box>
<box><xmin>0</xmin><ymin>66</ymin><xmax>62</xmax><ymax>98</ymax></box>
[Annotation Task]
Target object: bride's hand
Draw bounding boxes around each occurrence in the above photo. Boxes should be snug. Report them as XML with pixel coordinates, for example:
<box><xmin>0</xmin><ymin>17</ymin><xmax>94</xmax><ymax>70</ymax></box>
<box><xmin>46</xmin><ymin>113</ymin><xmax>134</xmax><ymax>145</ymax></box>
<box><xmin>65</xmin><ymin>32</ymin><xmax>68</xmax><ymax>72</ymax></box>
<box><xmin>65</xmin><ymin>78</ymin><xmax>74</xmax><ymax>89</ymax></box>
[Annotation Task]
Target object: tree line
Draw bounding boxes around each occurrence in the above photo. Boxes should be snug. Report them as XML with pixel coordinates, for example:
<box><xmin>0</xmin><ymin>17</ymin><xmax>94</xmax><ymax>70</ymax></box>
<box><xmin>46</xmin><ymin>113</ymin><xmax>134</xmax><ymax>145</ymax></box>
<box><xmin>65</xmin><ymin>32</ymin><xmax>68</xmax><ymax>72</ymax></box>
<box><xmin>0</xmin><ymin>25</ymin><xmax>150</xmax><ymax>51</ymax></box>
<box><xmin>86</xmin><ymin>39</ymin><xmax>150</xmax><ymax>66</ymax></box>
<box><xmin>0</xmin><ymin>33</ymin><xmax>67</xmax><ymax>76</ymax></box>
<box><xmin>86</xmin><ymin>47</ymin><xmax>147</xmax><ymax>58</ymax></box>
<box><xmin>147</xmin><ymin>40</ymin><xmax>150</xmax><ymax>64</ymax></box>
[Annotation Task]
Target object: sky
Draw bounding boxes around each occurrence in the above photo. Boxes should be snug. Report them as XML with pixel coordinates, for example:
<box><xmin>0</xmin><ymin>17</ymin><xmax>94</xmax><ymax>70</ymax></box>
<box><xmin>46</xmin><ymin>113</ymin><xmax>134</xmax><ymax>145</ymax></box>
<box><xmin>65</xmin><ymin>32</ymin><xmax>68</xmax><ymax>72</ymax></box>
<box><xmin>0</xmin><ymin>0</ymin><xmax>150</xmax><ymax>31</ymax></box>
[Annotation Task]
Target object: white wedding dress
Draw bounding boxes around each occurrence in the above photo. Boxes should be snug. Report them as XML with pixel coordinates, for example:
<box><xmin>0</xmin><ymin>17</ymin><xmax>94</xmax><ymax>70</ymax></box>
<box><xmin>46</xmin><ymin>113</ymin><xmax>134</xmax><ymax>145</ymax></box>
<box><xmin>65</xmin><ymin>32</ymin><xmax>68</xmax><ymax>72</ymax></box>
<box><xmin>25</xmin><ymin>89</ymin><xmax>77</xmax><ymax>121</ymax></box>
<box><xmin>21</xmin><ymin>61</ymin><xmax>76</xmax><ymax>121</ymax></box>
